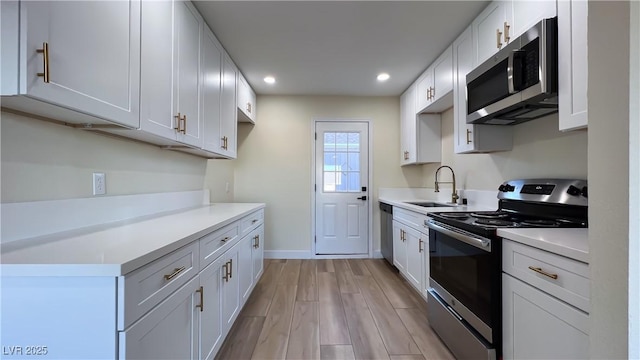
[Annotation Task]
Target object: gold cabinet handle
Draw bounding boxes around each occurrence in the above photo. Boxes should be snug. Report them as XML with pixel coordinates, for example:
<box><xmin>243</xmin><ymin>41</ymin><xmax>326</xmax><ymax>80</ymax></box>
<box><xmin>222</xmin><ymin>262</ymin><xmax>229</xmax><ymax>282</ymax></box>
<box><xmin>181</xmin><ymin>114</ymin><xmax>187</xmax><ymax>134</ymax></box>
<box><xmin>247</xmin><ymin>102</ymin><xmax>252</xmax><ymax>113</ymax></box>
<box><xmin>497</xmin><ymin>28</ymin><xmax>503</xmax><ymax>49</ymax></box>
<box><xmin>174</xmin><ymin>113</ymin><xmax>182</xmax><ymax>131</ymax></box>
<box><xmin>229</xmin><ymin>258</ymin><xmax>233</xmax><ymax>278</ymax></box>
<box><xmin>221</xmin><ymin>136</ymin><xmax>226</xmax><ymax>150</ymax></box>
<box><xmin>466</xmin><ymin>129</ymin><xmax>472</xmax><ymax>144</ymax></box>
<box><xmin>36</xmin><ymin>42</ymin><xmax>50</xmax><ymax>83</ymax></box>
<box><xmin>504</xmin><ymin>22</ymin><xmax>511</xmax><ymax>44</ymax></box>
<box><xmin>419</xmin><ymin>239</ymin><xmax>423</xmax><ymax>252</ymax></box>
<box><xmin>164</xmin><ymin>266</ymin><xmax>186</xmax><ymax>280</ymax></box>
<box><xmin>528</xmin><ymin>266</ymin><xmax>558</xmax><ymax>280</ymax></box>
<box><xmin>221</xmin><ymin>236</ymin><xmax>230</xmax><ymax>243</ymax></box>
<box><xmin>195</xmin><ymin>286</ymin><xmax>204</xmax><ymax>312</ymax></box>
<box><xmin>256</xmin><ymin>234</ymin><xmax>260</xmax><ymax>248</ymax></box>
<box><xmin>252</xmin><ymin>219</ymin><xmax>258</xmax><ymax>224</ymax></box>
<box><xmin>426</xmin><ymin>88</ymin><xmax>431</xmax><ymax>101</ymax></box>
<box><xmin>431</xmin><ymin>87</ymin><xmax>435</xmax><ymax>100</ymax></box>
<box><xmin>403</xmin><ymin>151</ymin><xmax>409</xmax><ymax>160</ymax></box>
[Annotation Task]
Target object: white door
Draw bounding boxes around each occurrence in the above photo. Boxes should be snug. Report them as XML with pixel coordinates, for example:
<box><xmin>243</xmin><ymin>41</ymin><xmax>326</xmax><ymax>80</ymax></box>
<box><xmin>315</xmin><ymin>121</ymin><xmax>369</xmax><ymax>255</ymax></box>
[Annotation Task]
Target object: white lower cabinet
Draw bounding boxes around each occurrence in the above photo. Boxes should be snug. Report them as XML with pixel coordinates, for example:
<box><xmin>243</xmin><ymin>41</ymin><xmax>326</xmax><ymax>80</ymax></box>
<box><xmin>252</xmin><ymin>226</ymin><xmax>265</xmax><ymax>284</ymax></box>
<box><xmin>392</xmin><ymin>207</ymin><xmax>429</xmax><ymax>299</ymax></box>
<box><xmin>199</xmin><ymin>258</ymin><xmax>224</xmax><ymax>360</ymax></box>
<box><xmin>502</xmin><ymin>274</ymin><xmax>588</xmax><ymax>360</ymax></box>
<box><xmin>502</xmin><ymin>238</ymin><xmax>589</xmax><ymax>359</ymax></box>
<box><xmin>119</xmin><ymin>276</ymin><xmax>200</xmax><ymax>360</ymax></box>
<box><xmin>238</xmin><ymin>233</ymin><xmax>255</xmax><ymax>305</ymax></box>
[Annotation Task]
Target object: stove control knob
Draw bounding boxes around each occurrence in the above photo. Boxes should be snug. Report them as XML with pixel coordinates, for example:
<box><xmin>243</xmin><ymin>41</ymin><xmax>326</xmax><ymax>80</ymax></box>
<box><xmin>504</xmin><ymin>184</ymin><xmax>516</xmax><ymax>192</ymax></box>
<box><xmin>581</xmin><ymin>186</ymin><xmax>588</xmax><ymax>198</ymax></box>
<box><xmin>567</xmin><ymin>185</ymin><xmax>581</xmax><ymax>196</ymax></box>
<box><xmin>499</xmin><ymin>184</ymin><xmax>506</xmax><ymax>192</ymax></box>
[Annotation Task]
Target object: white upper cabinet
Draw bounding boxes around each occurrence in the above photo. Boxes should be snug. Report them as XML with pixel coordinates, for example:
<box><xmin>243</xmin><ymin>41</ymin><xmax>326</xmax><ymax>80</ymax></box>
<box><xmin>140</xmin><ymin>0</ymin><xmax>203</xmax><ymax>147</ymax></box>
<box><xmin>220</xmin><ymin>54</ymin><xmax>238</xmax><ymax>158</ymax></box>
<box><xmin>0</xmin><ymin>0</ymin><xmax>141</xmax><ymax>128</ymax></box>
<box><xmin>558</xmin><ymin>0</ymin><xmax>588</xmax><ymax>131</ymax></box>
<box><xmin>201</xmin><ymin>25</ymin><xmax>224</xmax><ymax>154</ymax></box>
<box><xmin>400</xmin><ymin>85</ymin><xmax>442</xmax><ymax>165</ymax></box>
<box><xmin>416</xmin><ymin>46</ymin><xmax>454</xmax><ymax>114</ymax></box>
<box><xmin>453</xmin><ymin>26</ymin><xmax>512</xmax><ymax>154</ymax></box>
<box><xmin>472</xmin><ymin>1</ymin><xmax>513</xmax><ymax>65</ymax></box>
<box><xmin>511</xmin><ymin>0</ymin><xmax>557</xmax><ymax>40</ymax></box>
<box><xmin>237</xmin><ymin>73</ymin><xmax>257</xmax><ymax>124</ymax></box>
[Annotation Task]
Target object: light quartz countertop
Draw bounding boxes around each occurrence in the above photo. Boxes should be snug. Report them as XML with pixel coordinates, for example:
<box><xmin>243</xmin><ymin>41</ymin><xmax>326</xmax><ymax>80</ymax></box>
<box><xmin>497</xmin><ymin>228</ymin><xmax>589</xmax><ymax>263</ymax></box>
<box><xmin>380</xmin><ymin>194</ymin><xmax>589</xmax><ymax>263</ymax></box>
<box><xmin>1</xmin><ymin>203</ymin><xmax>265</xmax><ymax>277</ymax></box>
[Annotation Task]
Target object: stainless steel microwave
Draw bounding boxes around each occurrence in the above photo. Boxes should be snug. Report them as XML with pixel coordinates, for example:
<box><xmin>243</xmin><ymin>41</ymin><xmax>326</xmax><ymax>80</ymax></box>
<box><xmin>466</xmin><ymin>17</ymin><xmax>558</xmax><ymax>125</ymax></box>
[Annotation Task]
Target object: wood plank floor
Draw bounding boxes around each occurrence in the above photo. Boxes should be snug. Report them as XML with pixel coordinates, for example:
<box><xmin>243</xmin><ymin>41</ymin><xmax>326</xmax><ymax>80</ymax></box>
<box><xmin>216</xmin><ymin>259</ymin><xmax>454</xmax><ymax>360</ymax></box>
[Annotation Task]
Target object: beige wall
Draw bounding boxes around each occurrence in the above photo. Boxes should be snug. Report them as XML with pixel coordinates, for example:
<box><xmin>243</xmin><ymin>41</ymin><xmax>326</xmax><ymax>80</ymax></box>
<box><xmin>231</xmin><ymin>96</ymin><xmax>423</xmax><ymax>253</ymax></box>
<box><xmin>206</xmin><ymin>159</ymin><xmax>235</xmax><ymax>203</ymax></box>
<box><xmin>1</xmin><ymin>111</ymin><xmax>208</xmax><ymax>203</ymax></box>
<box><xmin>420</xmin><ymin>108</ymin><xmax>588</xmax><ymax>192</ymax></box>
<box><xmin>229</xmin><ymin>95</ymin><xmax>588</xmax><ymax>254</ymax></box>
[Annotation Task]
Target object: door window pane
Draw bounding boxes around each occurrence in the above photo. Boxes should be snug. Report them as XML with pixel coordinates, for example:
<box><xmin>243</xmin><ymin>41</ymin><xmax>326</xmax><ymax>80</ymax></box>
<box><xmin>323</xmin><ymin>131</ymin><xmax>361</xmax><ymax>192</ymax></box>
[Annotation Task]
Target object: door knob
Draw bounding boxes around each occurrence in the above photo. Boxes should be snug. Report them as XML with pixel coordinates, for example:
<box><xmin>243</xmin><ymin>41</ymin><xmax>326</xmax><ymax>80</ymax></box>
<box><xmin>357</xmin><ymin>196</ymin><xmax>367</xmax><ymax>200</ymax></box>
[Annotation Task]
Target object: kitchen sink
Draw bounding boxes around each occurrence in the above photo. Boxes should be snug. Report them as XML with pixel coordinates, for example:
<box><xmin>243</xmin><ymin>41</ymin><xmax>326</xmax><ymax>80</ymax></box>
<box><xmin>405</xmin><ymin>201</ymin><xmax>455</xmax><ymax>208</ymax></box>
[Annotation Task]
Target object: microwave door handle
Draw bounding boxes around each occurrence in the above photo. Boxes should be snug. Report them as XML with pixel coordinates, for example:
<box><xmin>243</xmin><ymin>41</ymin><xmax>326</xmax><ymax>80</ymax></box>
<box><xmin>508</xmin><ymin>50</ymin><xmax>525</xmax><ymax>93</ymax></box>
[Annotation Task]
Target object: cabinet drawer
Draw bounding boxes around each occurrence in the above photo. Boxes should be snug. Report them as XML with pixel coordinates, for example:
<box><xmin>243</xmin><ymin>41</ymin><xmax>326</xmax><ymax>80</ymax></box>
<box><xmin>502</xmin><ymin>239</ymin><xmax>590</xmax><ymax>312</ymax></box>
<box><xmin>239</xmin><ymin>209</ymin><xmax>264</xmax><ymax>238</ymax></box>
<box><xmin>393</xmin><ymin>207</ymin><xmax>428</xmax><ymax>232</ymax></box>
<box><xmin>200</xmin><ymin>223</ymin><xmax>239</xmax><ymax>269</ymax></box>
<box><xmin>120</xmin><ymin>242</ymin><xmax>199</xmax><ymax>329</ymax></box>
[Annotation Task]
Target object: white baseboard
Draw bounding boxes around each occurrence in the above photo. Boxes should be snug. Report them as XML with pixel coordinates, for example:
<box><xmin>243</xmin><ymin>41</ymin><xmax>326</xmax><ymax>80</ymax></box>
<box><xmin>264</xmin><ymin>250</ymin><xmax>312</xmax><ymax>259</ymax></box>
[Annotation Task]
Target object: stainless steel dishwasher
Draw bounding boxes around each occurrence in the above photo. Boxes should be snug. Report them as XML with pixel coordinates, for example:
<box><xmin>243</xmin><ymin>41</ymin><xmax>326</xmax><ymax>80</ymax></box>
<box><xmin>379</xmin><ymin>202</ymin><xmax>394</xmax><ymax>267</ymax></box>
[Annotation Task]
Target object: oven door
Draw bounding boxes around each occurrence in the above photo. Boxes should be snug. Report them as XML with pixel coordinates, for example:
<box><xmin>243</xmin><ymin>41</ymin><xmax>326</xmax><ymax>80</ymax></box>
<box><xmin>427</xmin><ymin>220</ymin><xmax>500</xmax><ymax>344</ymax></box>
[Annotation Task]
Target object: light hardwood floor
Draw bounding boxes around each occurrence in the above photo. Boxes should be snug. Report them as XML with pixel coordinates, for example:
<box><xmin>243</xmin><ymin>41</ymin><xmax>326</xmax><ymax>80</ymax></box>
<box><xmin>216</xmin><ymin>259</ymin><xmax>454</xmax><ymax>360</ymax></box>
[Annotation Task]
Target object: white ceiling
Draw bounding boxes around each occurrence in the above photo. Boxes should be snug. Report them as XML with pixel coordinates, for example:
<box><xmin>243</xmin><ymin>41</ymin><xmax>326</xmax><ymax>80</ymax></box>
<box><xmin>193</xmin><ymin>1</ymin><xmax>489</xmax><ymax>97</ymax></box>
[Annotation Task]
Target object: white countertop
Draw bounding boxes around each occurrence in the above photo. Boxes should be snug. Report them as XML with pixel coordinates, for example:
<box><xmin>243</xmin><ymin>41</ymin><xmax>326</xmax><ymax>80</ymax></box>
<box><xmin>497</xmin><ymin>228</ymin><xmax>589</xmax><ymax>263</ymax></box>
<box><xmin>378</xmin><ymin>197</ymin><xmax>494</xmax><ymax>214</ymax></box>
<box><xmin>1</xmin><ymin>203</ymin><xmax>265</xmax><ymax>277</ymax></box>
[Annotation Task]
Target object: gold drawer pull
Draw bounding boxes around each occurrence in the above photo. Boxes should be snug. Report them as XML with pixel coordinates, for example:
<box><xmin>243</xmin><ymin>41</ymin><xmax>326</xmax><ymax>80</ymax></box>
<box><xmin>164</xmin><ymin>266</ymin><xmax>186</xmax><ymax>280</ymax></box>
<box><xmin>497</xmin><ymin>28</ymin><xmax>503</xmax><ymax>49</ymax></box>
<box><xmin>195</xmin><ymin>286</ymin><xmax>204</xmax><ymax>312</ymax></box>
<box><xmin>252</xmin><ymin>219</ymin><xmax>258</xmax><ymax>224</ymax></box>
<box><xmin>528</xmin><ymin>266</ymin><xmax>558</xmax><ymax>280</ymax></box>
<box><xmin>36</xmin><ymin>42</ymin><xmax>50</xmax><ymax>83</ymax></box>
<box><xmin>221</xmin><ymin>236</ymin><xmax>230</xmax><ymax>243</ymax></box>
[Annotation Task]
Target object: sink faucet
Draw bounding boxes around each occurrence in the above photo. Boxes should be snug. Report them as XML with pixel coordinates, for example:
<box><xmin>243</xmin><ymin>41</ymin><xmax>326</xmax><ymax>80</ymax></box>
<box><xmin>435</xmin><ymin>165</ymin><xmax>459</xmax><ymax>204</ymax></box>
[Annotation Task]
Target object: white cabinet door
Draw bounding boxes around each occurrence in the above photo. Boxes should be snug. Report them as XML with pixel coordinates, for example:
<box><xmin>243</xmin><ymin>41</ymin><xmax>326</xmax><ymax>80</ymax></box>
<box><xmin>199</xmin><ymin>258</ymin><xmax>224</xmax><ymax>360</ymax></box>
<box><xmin>120</xmin><ymin>276</ymin><xmax>199</xmax><ymax>360</ymax></box>
<box><xmin>19</xmin><ymin>1</ymin><xmax>140</xmax><ymax>128</ymax></box>
<box><xmin>237</xmin><ymin>73</ymin><xmax>256</xmax><ymax>123</ymax></box>
<box><xmin>220</xmin><ymin>54</ymin><xmax>238</xmax><ymax>158</ymax></box>
<box><xmin>175</xmin><ymin>1</ymin><xmax>203</xmax><ymax>148</ymax></box>
<box><xmin>238</xmin><ymin>233</ymin><xmax>254</xmax><ymax>305</ymax></box>
<box><xmin>141</xmin><ymin>0</ymin><xmax>202</xmax><ymax>146</ymax></box>
<box><xmin>416</xmin><ymin>70</ymin><xmax>433</xmax><ymax>113</ymax></box>
<box><xmin>405</xmin><ymin>225</ymin><xmax>423</xmax><ymax>291</ymax></box>
<box><xmin>400</xmin><ymin>86</ymin><xmax>417</xmax><ymax>165</ymax></box>
<box><xmin>252</xmin><ymin>226</ymin><xmax>265</xmax><ymax>284</ymax></box>
<box><xmin>472</xmin><ymin>1</ymin><xmax>513</xmax><ymax>64</ymax></box>
<box><xmin>453</xmin><ymin>25</ymin><xmax>513</xmax><ymax>154</ymax></box>
<box><xmin>201</xmin><ymin>25</ymin><xmax>224</xmax><ymax>154</ymax></box>
<box><xmin>558</xmin><ymin>0</ymin><xmax>588</xmax><ymax>131</ymax></box>
<box><xmin>431</xmin><ymin>45</ymin><xmax>453</xmax><ymax>109</ymax></box>
<box><xmin>221</xmin><ymin>243</ymin><xmax>240</xmax><ymax>332</ymax></box>
<box><xmin>392</xmin><ymin>220</ymin><xmax>407</xmax><ymax>273</ymax></box>
<box><xmin>511</xmin><ymin>0</ymin><xmax>557</xmax><ymax>40</ymax></box>
<box><xmin>502</xmin><ymin>274</ymin><xmax>589</xmax><ymax>360</ymax></box>
<box><xmin>140</xmin><ymin>0</ymin><xmax>176</xmax><ymax>141</ymax></box>
<box><xmin>421</xmin><ymin>233</ymin><xmax>430</xmax><ymax>299</ymax></box>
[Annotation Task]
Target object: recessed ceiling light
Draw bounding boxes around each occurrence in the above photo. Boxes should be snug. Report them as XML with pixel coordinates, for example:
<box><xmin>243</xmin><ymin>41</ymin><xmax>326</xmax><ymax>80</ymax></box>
<box><xmin>264</xmin><ymin>76</ymin><xmax>276</xmax><ymax>84</ymax></box>
<box><xmin>377</xmin><ymin>73</ymin><xmax>390</xmax><ymax>82</ymax></box>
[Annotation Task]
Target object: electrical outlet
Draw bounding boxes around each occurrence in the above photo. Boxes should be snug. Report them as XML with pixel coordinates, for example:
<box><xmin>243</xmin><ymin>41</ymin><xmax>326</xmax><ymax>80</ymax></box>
<box><xmin>93</xmin><ymin>173</ymin><xmax>106</xmax><ymax>195</ymax></box>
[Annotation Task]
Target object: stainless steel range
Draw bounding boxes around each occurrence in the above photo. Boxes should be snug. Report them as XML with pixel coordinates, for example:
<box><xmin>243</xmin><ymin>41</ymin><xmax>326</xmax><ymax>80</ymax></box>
<box><xmin>425</xmin><ymin>179</ymin><xmax>588</xmax><ymax>360</ymax></box>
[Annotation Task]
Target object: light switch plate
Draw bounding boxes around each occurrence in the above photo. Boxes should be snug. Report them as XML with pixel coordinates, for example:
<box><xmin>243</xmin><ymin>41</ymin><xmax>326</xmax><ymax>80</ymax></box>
<box><xmin>93</xmin><ymin>173</ymin><xmax>106</xmax><ymax>195</ymax></box>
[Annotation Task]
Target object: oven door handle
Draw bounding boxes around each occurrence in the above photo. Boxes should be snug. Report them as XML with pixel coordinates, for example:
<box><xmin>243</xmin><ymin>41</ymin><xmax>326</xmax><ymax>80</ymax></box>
<box><xmin>426</xmin><ymin>219</ymin><xmax>491</xmax><ymax>251</ymax></box>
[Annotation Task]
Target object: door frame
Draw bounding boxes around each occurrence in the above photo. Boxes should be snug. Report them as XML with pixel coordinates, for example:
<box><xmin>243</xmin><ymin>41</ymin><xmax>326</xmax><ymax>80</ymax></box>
<box><xmin>310</xmin><ymin>119</ymin><xmax>373</xmax><ymax>259</ymax></box>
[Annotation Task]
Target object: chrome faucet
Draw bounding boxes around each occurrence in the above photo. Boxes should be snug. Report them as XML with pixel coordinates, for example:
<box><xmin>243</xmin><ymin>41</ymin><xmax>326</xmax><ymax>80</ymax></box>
<box><xmin>435</xmin><ymin>165</ymin><xmax>459</xmax><ymax>204</ymax></box>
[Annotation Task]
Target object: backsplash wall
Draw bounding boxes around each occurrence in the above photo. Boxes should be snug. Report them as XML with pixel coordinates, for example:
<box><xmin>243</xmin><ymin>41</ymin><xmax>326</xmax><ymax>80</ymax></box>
<box><xmin>422</xmin><ymin>108</ymin><xmax>588</xmax><ymax>191</ymax></box>
<box><xmin>1</xmin><ymin>111</ymin><xmax>208</xmax><ymax>203</ymax></box>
